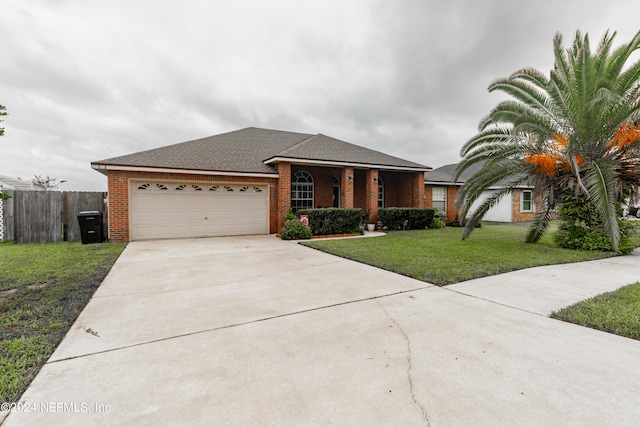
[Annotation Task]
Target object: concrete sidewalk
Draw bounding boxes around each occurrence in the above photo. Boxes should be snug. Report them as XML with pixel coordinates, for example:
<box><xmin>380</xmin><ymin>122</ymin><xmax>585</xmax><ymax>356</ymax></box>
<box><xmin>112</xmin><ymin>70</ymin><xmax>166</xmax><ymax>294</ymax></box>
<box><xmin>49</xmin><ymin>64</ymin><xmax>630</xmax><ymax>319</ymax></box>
<box><xmin>2</xmin><ymin>236</ymin><xmax>640</xmax><ymax>426</ymax></box>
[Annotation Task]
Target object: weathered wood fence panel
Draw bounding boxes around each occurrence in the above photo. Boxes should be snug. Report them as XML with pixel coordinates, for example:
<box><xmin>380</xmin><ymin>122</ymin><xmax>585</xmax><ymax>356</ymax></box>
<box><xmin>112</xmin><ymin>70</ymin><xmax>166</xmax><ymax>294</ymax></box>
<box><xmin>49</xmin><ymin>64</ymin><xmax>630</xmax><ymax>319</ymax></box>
<box><xmin>14</xmin><ymin>191</ymin><xmax>63</xmax><ymax>243</ymax></box>
<box><xmin>0</xmin><ymin>191</ymin><xmax>107</xmax><ymax>243</ymax></box>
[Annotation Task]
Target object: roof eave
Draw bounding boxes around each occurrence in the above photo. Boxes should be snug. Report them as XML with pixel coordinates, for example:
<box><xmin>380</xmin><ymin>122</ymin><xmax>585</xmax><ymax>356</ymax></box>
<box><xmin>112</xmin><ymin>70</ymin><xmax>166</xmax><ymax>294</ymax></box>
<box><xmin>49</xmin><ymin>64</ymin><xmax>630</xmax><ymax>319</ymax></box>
<box><xmin>424</xmin><ymin>180</ymin><xmax>464</xmax><ymax>186</ymax></box>
<box><xmin>90</xmin><ymin>164</ymin><xmax>279</xmax><ymax>179</ymax></box>
<box><xmin>263</xmin><ymin>156</ymin><xmax>431</xmax><ymax>172</ymax></box>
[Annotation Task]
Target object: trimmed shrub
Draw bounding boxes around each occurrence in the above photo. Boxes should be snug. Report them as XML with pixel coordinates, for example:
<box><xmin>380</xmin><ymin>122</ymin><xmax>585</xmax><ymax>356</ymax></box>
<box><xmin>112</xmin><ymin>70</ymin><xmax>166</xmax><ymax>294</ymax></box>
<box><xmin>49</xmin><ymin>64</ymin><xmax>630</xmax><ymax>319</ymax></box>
<box><xmin>285</xmin><ymin>208</ymin><xmax>296</xmax><ymax>221</ymax></box>
<box><xmin>429</xmin><ymin>211</ymin><xmax>446</xmax><ymax>229</ymax></box>
<box><xmin>379</xmin><ymin>208</ymin><xmax>435</xmax><ymax>230</ymax></box>
<box><xmin>280</xmin><ymin>219</ymin><xmax>312</xmax><ymax>240</ymax></box>
<box><xmin>296</xmin><ymin>208</ymin><xmax>362</xmax><ymax>235</ymax></box>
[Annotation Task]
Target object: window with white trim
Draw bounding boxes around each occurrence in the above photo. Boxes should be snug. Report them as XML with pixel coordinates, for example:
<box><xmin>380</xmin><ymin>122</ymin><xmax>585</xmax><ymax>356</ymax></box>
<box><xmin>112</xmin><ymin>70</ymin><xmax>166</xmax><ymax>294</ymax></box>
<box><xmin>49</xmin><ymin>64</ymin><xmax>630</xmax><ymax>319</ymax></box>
<box><xmin>432</xmin><ymin>187</ymin><xmax>446</xmax><ymax>213</ymax></box>
<box><xmin>378</xmin><ymin>176</ymin><xmax>384</xmax><ymax>209</ymax></box>
<box><xmin>292</xmin><ymin>170</ymin><xmax>314</xmax><ymax>212</ymax></box>
<box><xmin>521</xmin><ymin>190</ymin><xmax>533</xmax><ymax>212</ymax></box>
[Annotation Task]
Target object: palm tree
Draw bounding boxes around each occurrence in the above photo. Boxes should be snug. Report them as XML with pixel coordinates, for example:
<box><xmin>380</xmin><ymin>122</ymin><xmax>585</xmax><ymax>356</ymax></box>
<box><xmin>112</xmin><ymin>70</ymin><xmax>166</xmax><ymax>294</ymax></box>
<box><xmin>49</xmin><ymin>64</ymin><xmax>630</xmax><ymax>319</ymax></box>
<box><xmin>455</xmin><ymin>29</ymin><xmax>640</xmax><ymax>252</ymax></box>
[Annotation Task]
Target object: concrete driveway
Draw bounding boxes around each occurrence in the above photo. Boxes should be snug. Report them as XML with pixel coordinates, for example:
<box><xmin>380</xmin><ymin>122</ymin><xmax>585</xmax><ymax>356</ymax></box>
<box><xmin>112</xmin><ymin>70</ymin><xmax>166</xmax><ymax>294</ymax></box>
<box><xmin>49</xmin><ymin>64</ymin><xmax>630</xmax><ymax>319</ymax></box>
<box><xmin>3</xmin><ymin>235</ymin><xmax>640</xmax><ymax>426</ymax></box>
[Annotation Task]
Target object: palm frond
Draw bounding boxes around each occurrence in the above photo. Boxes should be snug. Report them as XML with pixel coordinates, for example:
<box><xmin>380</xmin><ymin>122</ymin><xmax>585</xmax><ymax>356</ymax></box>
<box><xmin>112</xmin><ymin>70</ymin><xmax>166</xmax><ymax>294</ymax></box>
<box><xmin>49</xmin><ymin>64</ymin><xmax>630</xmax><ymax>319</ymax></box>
<box><xmin>461</xmin><ymin>186</ymin><xmax>515</xmax><ymax>240</ymax></box>
<box><xmin>525</xmin><ymin>202</ymin><xmax>556</xmax><ymax>243</ymax></box>
<box><xmin>584</xmin><ymin>159</ymin><xmax>620</xmax><ymax>251</ymax></box>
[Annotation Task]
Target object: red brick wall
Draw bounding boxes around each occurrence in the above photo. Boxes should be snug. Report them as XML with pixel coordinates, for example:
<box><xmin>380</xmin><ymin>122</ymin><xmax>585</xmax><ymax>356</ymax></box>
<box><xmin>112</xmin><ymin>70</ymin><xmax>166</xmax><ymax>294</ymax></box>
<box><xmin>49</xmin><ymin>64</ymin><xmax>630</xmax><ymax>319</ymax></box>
<box><xmin>341</xmin><ymin>167</ymin><xmax>355</xmax><ymax>208</ymax></box>
<box><xmin>291</xmin><ymin>165</ymin><xmax>336</xmax><ymax>208</ymax></box>
<box><xmin>446</xmin><ymin>187</ymin><xmax>460</xmax><ymax>224</ymax></box>
<box><xmin>512</xmin><ymin>189</ymin><xmax>541</xmax><ymax>222</ymax></box>
<box><xmin>107</xmin><ymin>170</ymin><xmax>278</xmax><ymax>242</ymax></box>
<box><xmin>377</xmin><ymin>171</ymin><xmax>426</xmax><ymax>209</ymax></box>
<box><xmin>365</xmin><ymin>169</ymin><xmax>379</xmax><ymax>223</ymax></box>
<box><xmin>276</xmin><ymin>162</ymin><xmax>291</xmax><ymax>231</ymax></box>
<box><xmin>424</xmin><ymin>184</ymin><xmax>462</xmax><ymax>224</ymax></box>
<box><xmin>424</xmin><ymin>186</ymin><xmax>433</xmax><ymax>208</ymax></box>
<box><xmin>389</xmin><ymin>172</ymin><xmax>424</xmax><ymax>208</ymax></box>
<box><xmin>413</xmin><ymin>172</ymin><xmax>425</xmax><ymax>208</ymax></box>
<box><xmin>107</xmin><ymin>171</ymin><xmax>130</xmax><ymax>243</ymax></box>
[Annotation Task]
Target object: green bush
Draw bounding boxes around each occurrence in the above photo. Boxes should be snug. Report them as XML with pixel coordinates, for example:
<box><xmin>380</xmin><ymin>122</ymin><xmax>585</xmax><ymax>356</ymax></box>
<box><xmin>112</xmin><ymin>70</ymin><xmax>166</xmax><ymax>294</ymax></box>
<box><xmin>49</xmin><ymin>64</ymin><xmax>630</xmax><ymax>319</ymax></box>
<box><xmin>296</xmin><ymin>208</ymin><xmax>362</xmax><ymax>235</ymax></box>
<box><xmin>280</xmin><ymin>219</ymin><xmax>312</xmax><ymax>240</ymax></box>
<box><xmin>429</xmin><ymin>211</ymin><xmax>446</xmax><ymax>229</ymax></box>
<box><xmin>553</xmin><ymin>195</ymin><xmax>634</xmax><ymax>254</ymax></box>
<box><xmin>379</xmin><ymin>208</ymin><xmax>435</xmax><ymax>230</ymax></box>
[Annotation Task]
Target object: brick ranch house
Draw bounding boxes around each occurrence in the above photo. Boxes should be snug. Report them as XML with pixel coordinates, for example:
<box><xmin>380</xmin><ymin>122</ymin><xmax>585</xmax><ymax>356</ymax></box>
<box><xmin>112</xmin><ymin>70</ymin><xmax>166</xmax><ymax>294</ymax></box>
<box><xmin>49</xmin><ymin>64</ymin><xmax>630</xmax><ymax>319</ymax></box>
<box><xmin>424</xmin><ymin>163</ymin><xmax>543</xmax><ymax>224</ymax></box>
<box><xmin>92</xmin><ymin>127</ymin><xmax>431</xmax><ymax>242</ymax></box>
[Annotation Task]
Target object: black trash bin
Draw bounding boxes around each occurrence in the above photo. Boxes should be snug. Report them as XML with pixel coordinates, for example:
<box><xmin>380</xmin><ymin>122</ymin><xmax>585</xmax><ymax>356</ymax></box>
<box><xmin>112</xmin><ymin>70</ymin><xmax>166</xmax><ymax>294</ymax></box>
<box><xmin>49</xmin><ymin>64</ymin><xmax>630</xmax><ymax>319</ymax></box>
<box><xmin>77</xmin><ymin>211</ymin><xmax>104</xmax><ymax>244</ymax></box>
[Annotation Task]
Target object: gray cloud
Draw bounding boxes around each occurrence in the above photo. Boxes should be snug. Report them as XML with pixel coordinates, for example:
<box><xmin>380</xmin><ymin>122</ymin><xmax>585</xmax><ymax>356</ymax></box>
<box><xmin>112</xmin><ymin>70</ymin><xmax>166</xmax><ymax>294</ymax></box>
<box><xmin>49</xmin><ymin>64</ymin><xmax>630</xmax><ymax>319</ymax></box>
<box><xmin>1</xmin><ymin>0</ymin><xmax>638</xmax><ymax>190</ymax></box>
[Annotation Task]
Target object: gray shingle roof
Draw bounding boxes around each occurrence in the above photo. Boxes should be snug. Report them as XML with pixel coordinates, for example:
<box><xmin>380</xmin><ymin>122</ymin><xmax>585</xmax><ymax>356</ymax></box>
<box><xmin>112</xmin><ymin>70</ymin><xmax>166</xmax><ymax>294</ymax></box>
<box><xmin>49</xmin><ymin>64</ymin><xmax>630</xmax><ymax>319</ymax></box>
<box><xmin>92</xmin><ymin>127</ymin><xmax>430</xmax><ymax>174</ymax></box>
<box><xmin>426</xmin><ymin>162</ymin><xmax>531</xmax><ymax>188</ymax></box>
<box><xmin>424</xmin><ymin>163</ymin><xmax>466</xmax><ymax>184</ymax></box>
<box><xmin>266</xmin><ymin>133</ymin><xmax>429</xmax><ymax>170</ymax></box>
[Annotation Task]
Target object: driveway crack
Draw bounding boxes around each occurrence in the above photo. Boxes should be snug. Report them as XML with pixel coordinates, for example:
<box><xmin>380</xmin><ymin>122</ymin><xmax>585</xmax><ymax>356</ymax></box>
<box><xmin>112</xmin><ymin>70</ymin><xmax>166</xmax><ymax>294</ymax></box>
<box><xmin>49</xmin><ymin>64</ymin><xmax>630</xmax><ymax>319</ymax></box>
<box><xmin>378</xmin><ymin>301</ymin><xmax>431</xmax><ymax>426</ymax></box>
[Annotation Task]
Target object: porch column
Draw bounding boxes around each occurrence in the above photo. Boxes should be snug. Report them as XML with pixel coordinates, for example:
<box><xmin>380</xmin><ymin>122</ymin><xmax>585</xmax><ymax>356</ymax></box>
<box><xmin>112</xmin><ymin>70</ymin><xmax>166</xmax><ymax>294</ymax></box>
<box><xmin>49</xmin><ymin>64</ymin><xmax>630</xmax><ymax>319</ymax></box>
<box><xmin>277</xmin><ymin>162</ymin><xmax>292</xmax><ymax>230</ymax></box>
<box><xmin>413</xmin><ymin>172</ymin><xmax>426</xmax><ymax>208</ymax></box>
<box><xmin>341</xmin><ymin>166</ymin><xmax>354</xmax><ymax>208</ymax></box>
<box><xmin>365</xmin><ymin>169</ymin><xmax>379</xmax><ymax>224</ymax></box>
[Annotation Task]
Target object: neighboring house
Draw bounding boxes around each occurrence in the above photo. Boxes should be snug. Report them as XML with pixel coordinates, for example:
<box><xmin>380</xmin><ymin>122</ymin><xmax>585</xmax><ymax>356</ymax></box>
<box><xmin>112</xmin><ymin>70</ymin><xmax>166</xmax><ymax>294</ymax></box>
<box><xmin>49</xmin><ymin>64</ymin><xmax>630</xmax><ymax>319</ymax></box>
<box><xmin>423</xmin><ymin>168</ymin><xmax>463</xmax><ymax>225</ymax></box>
<box><xmin>0</xmin><ymin>174</ymin><xmax>41</xmax><ymax>191</ymax></box>
<box><xmin>92</xmin><ymin>127</ymin><xmax>431</xmax><ymax>242</ymax></box>
<box><xmin>424</xmin><ymin>163</ymin><xmax>540</xmax><ymax>224</ymax></box>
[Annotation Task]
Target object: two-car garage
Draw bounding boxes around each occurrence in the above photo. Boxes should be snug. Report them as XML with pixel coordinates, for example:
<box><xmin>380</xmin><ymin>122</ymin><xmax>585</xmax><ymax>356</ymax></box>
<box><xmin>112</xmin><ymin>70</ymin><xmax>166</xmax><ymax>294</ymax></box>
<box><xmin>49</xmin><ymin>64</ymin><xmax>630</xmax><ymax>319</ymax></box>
<box><xmin>128</xmin><ymin>181</ymin><xmax>269</xmax><ymax>241</ymax></box>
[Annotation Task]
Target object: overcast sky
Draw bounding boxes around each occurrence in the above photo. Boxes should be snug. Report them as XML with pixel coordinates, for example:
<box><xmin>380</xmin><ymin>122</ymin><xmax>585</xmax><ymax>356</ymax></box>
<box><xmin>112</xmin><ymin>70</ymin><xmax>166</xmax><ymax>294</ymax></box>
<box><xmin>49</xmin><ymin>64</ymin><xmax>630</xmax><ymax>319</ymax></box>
<box><xmin>1</xmin><ymin>1</ymin><xmax>639</xmax><ymax>191</ymax></box>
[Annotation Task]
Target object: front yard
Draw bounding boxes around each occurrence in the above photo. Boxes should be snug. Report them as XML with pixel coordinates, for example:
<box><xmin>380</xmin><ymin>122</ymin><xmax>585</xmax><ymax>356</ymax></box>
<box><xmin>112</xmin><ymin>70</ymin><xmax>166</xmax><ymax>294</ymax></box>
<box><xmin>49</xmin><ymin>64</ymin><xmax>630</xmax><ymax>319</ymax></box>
<box><xmin>0</xmin><ymin>241</ymin><xmax>126</xmax><ymax>403</ymax></box>
<box><xmin>302</xmin><ymin>223</ymin><xmax>635</xmax><ymax>285</ymax></box>
<box><xmin>551</xmin><ymin>282</ymin><xmax>640</xmax><ymax>340</ymax></box>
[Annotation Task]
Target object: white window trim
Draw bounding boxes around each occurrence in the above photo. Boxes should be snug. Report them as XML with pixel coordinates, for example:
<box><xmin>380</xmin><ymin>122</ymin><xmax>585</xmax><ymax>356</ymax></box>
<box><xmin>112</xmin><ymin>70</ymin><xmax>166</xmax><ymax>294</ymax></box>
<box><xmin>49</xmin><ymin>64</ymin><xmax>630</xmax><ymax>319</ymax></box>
<box><xmin>521</xmin><ymin>190</ymin><xmax>534</xmax><ymax>212</ymax></box>
<box><xmin>292</xmin><ymin>170</ymin><xmax>314</xmax><ymax>212</ymax></box>
<box><xmin>432</xmin><ymin>186</ymin><xmax>447</xmax><ymax>214</ymax></box>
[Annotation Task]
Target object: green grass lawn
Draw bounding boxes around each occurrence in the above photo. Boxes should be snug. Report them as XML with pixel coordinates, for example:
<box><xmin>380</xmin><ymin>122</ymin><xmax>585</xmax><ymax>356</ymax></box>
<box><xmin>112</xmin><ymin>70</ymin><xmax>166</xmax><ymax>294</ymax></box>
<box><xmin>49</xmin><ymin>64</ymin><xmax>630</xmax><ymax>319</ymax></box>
<box><xmin>302</xmin><ymin>223</ymin><xmax>632</xmax><ymax>285</ymax></box>
<box><xmin>551</xmin><ymin>282</ymin><xmax>640</xmax><ymax>340</ymax></box>
<box><xmin>0</xmin><ymin>241</ymin><xmax>126</xmax><ymax>403</ymax></box>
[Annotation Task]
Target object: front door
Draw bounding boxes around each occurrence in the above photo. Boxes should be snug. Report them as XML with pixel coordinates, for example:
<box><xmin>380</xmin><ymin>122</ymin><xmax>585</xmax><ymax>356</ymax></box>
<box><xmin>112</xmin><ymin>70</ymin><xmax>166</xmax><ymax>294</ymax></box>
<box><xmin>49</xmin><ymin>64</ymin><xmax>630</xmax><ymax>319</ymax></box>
<box><xmin>333</xmin><ymin>182</ymin><xmax>340</xmax><ymax>207</ymax></box>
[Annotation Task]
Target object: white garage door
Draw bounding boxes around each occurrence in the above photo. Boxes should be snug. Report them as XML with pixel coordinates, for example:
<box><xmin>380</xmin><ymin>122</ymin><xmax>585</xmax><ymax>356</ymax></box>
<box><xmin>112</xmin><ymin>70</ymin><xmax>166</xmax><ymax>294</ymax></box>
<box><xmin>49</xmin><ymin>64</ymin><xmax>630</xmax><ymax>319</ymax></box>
<box><xmin>130</xmin><ymin>182</ymin><xmax>269</xmax><ymax>240</ymax></box>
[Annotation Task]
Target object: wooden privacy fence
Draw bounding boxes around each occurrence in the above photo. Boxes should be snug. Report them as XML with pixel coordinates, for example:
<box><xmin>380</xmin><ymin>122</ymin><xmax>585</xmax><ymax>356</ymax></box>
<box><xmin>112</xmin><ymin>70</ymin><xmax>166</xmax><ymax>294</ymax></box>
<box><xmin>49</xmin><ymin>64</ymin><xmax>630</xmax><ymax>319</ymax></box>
<box><xmin>0</xmin><ymin>190</ymin><xmax>108</xmax><ymax>243</ymax></box>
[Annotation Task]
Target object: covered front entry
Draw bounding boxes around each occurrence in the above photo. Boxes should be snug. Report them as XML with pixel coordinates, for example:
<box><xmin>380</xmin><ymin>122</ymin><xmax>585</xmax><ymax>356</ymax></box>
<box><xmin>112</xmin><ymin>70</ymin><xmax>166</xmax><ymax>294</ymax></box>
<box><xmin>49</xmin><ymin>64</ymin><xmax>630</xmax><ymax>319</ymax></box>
<box><xmin>129</xmin><ymin>181</ymin><xmax>269</xmax><ymax>240</ymax></box>
<box><xmin>277</xmin><ymin>163</ymin><xmax>426</xmax><ymax>227</ymax></box>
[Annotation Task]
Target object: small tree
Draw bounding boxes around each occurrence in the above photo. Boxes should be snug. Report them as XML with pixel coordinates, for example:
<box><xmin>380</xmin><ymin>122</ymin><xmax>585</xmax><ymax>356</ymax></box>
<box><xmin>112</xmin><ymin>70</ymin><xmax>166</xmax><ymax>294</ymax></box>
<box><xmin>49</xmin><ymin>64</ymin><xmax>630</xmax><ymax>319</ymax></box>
<box><xmin>0</xmin><ymin>104</ymin><xmax>7</xmax><ymax>137</ymax></box>
<box><xmin>32</xmin><ymin>175</ymin><xmax>67</xmax><ymax>191</ymax></box>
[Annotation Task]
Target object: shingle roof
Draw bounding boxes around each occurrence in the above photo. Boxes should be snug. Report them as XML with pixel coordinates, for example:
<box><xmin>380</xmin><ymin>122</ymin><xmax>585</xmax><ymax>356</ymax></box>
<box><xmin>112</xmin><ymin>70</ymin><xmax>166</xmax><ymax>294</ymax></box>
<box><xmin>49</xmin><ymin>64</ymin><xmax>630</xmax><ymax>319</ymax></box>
<box><xmin>424</xmin><ymin>169</ymin><xmax>458</xmax><ymax>184</ymax></box>
<box><xmin>424</xmin><ymin>163</ymin><xmax>467</xmax><ymax>184</ymax></box>
<box><xmin>266</xmin><ymin>133</ymin><xmax>429</xmax><ymax>170</ymax></box>
<box><xmin>426</xmin><ymin>162</ymin><xmax>531</xmax><ymax>188</ymax></box>
<box><xmin>92</xmin><ymin>127</ymin><xmax>430</xmax><ymax>174</ymax></box>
